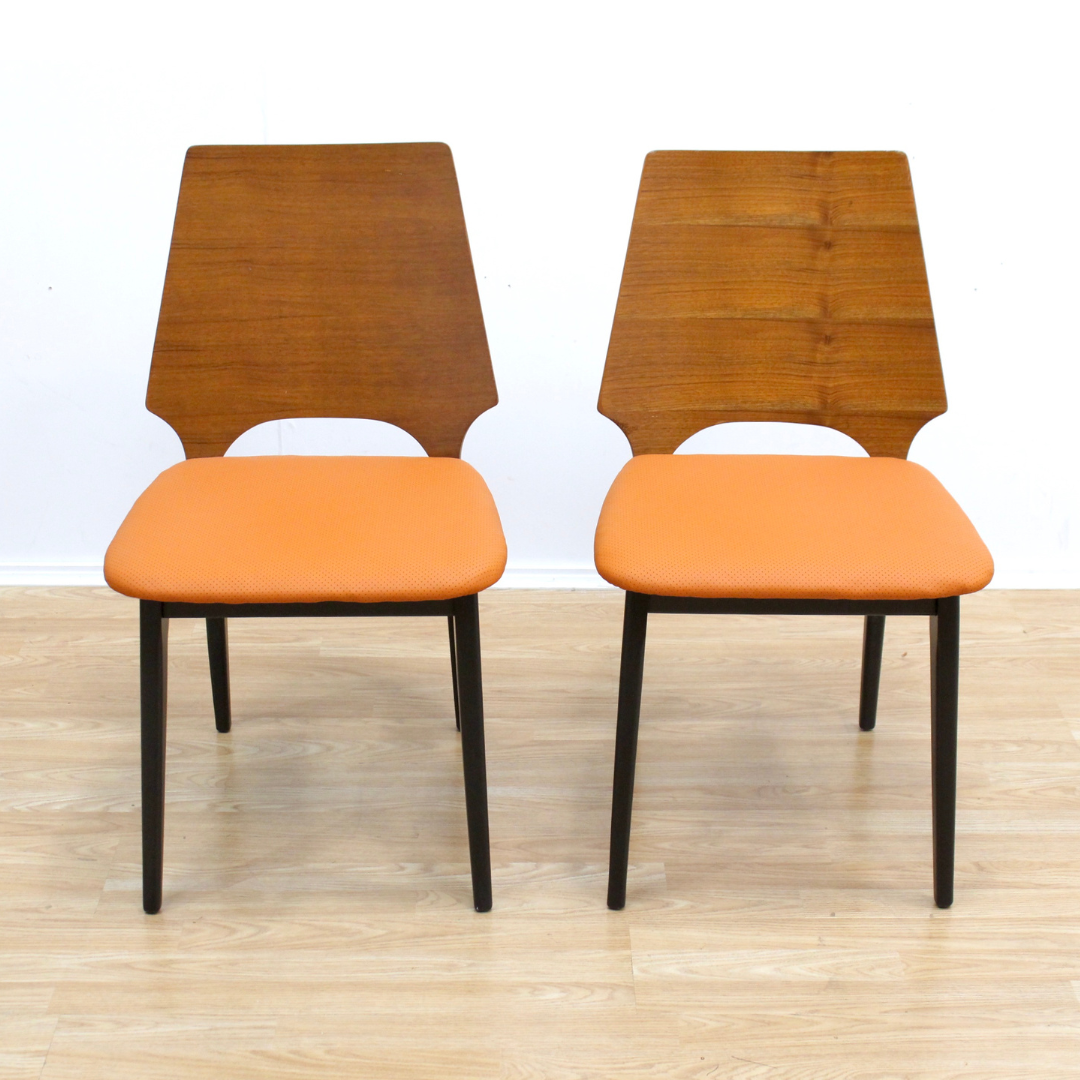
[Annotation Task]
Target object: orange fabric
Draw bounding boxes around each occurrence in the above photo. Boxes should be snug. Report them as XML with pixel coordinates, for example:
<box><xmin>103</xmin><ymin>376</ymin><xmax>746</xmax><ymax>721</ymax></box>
<box><xmin>594</xmin><ymin>455</ymin><xmax>993</xmax><ymax>600</ymax></box>
<box><xmin>105</xmin><ymin>456</ymin><xmax>506</xmax><ymax>604</ymax></box>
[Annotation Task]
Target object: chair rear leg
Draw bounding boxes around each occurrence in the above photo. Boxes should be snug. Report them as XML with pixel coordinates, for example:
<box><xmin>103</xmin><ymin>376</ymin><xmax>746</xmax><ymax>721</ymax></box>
<box><xmin>206</xmin><ymin>617</ymin><xmax>231</xmax><ymax>733</ymax></box>
<box><xmin>448</xmin><ymin>614</ymin><xmax>461</xmax><ymax>731</ymax></box>
<box><xmin>859</xmin><ymin>615</ymin><xmax>886</xmax><ymax>731</ymax></box>
<box><xmin>140</xmin><ymin>600</ymin><xmax>169</xmax><ymax>914</ymax></box>
<box><xmin>607</xmin><ymin>591</ymin><xmax>649</xmax><ymax>910</ymax></box>
<box><xmin>930</xmin><ymin>596</ymin><xmax>960</xmax><ymax>908</ymax></box>
<box><xmin>451</xmin><ymin>594</ymin><xmax>492</xmax><ymax>912</ymax></box>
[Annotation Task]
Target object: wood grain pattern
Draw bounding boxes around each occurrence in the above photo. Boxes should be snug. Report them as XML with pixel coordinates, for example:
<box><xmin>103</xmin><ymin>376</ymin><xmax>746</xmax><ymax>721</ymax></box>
<box><xmin>1</xmin><ymin>586</ymin><xmax>1079</xmax><ymax>1077</ymax></box>
<box><xmin>600</xmin><ymin>151</ymin><xmax>947</xmax><ymax>457</ymax></box>
<box><xmin>147</xmin><ymin>143</ymin><xmax>496</xmax><ymax>459</ymax></box>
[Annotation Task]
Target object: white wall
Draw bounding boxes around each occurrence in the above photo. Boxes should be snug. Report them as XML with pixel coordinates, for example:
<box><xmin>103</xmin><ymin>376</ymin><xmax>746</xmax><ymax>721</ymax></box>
<box><xmin>1</xmin><ymin>0</ymin><xmax>1076</xmax><ymax>587</ymax></box>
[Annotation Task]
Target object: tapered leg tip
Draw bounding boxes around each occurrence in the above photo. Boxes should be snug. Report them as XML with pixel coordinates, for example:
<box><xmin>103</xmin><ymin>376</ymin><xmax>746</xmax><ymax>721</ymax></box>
<box><xmin>607</xmin><ymin>894</ymin><xmax>627</xmax><ymax>911</ymax></box>
<box><xmin>859</xmin><ymin>719</ymin><xmax>876</xmax><ymax>731</ymax></box>
<box><xmin>473</xmin><ymin>898</ymin><xmax>492</xmax><ymax>913</ymax></box>
<box><xmin>143</xmin><ymin>898</ymin><xmax>162</xmax><ymax>915</ymax></box>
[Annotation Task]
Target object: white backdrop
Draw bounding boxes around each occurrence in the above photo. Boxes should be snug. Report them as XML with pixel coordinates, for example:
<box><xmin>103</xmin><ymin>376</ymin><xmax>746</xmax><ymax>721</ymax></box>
<box><xmin>1</xmin><ymin>0</ymin><xmax>1076</xmax><ymax>587</ymax></box>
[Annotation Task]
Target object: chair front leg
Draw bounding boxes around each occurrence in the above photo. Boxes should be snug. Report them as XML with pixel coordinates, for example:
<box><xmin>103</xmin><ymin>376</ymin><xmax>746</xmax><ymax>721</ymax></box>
<box><xmin>206</xmin><ymin>617</ymin><xmax>231</xmax><ymax>733</ymax></box>
<box><xmin>930</xmin><ymin>596</ymin><xmax>960</xmax><ymax>908</ymax></box>
<box><xmin>451</xmin><ymin>594</ymin><xmax>492</xmax><ymax>912</ymax></box>
<box><xmin>607</xmin><ymin>591</ymin><xmax>649</xmax><ymax>910</ymax></box>
<box><xmin>140</xmin><ymin>600</ymin><xmax>170</xmax><ymax>914</ymax></box>
<box><xmin>859</xmin><ymin>615</ymin><xmax>886</xmax><ymax>731</ymax></box>
<box><xmin>447</xmin><ymin>614</ymin><xmax>461</xmax><ymax>731</ymax></box>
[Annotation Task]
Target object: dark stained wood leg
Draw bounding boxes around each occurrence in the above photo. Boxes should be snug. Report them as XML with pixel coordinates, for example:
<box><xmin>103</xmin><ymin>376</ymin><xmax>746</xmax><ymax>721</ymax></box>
<box><xmin>451</xmin><ymin>594</ymin><xmax>492</xmax><ymax>912</ymax></box>
<box><xmin>930</xmin><ymin>597</ymin><xmax>960</xmax><ymax>908</ymax></box>
<box><xmin>140</xmin><ymin>600</ymin><xmax>169</xmax><ymax>915</ymax></box>
<box><xmin>607</xmin><ymin>591</ymin><xmax>649</xmax><ymax>910</ymax></box>
<box><xmin>448</xmin><ymin>614</ymin><xmax>461</xmax><ymax>731</ymax></box>
<box><xmin>859</xmin><ymin>615</ymin><xmax>886</xmax><ymax>731</ymax></box>
<box><xmin>206</xmin><ymin>617</ymin><xmax>231</xmax><ymax>733</ymax></box>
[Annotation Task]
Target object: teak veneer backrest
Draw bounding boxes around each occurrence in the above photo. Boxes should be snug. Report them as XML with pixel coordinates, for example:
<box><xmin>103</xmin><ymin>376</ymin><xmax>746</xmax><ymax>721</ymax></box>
<box><xmin>148</xmin><ymin>143</ymin><xmax>496</xmax><ymax>458</ymax></box>
<box><xmin>599</xmin><ymin>151</ymin><xmax>946</xmax><ymax>458</ymax></box>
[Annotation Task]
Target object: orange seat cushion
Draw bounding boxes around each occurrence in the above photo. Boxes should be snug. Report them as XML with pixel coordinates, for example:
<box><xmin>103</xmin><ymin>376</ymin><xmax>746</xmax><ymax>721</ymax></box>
<box><xmin>594</xmin><ymin>455</ymin><xmax>993</xmax><ymax>600</ymax></box>
<box><xmin>105</xmin><ymin>456</ymin><xmax>506</xmax><ymax>604</ymax></box>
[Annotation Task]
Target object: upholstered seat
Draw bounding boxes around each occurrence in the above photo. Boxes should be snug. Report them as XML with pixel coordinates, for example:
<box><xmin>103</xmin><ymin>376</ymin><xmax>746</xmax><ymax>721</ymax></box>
<box><xmin>595</xmin><ymin>454</ymin><xmax>993</xmax><ymax>601</ymax></box>
<box><xmin>106</xmin><ymin>456</ymin><xmax>506</xmax><ymax>605</ymax></box>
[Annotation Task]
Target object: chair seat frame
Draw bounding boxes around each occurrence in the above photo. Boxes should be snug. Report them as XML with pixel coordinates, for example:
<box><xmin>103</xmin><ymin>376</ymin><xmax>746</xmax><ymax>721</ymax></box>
<box><xmin>607</xmin><ymin>592</ymin><xmax>959</xmax><ymax>910</ymax></box>
<box><xmin>139</xmin><ymin>594</ymin><xmax>491</xmax><ymax>915</ymax></box>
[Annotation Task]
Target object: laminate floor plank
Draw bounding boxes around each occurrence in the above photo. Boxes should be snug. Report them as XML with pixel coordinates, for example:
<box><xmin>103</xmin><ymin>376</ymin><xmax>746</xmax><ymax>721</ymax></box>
<box><xmin>1</xmin><ymin>587</ymin><xmax>1078</xmax><ymax>1076</ymax></box>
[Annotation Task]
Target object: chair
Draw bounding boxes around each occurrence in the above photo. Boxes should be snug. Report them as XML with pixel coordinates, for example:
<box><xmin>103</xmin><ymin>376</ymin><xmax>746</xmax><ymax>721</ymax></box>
<box><xmin>105</xmin><ymin>143</ymin><xmax>505</xmax><ymax>913</ymax></box>
<box><xmin>594</xmin><ymin>151</ymin><xmax>993</xmax><ymax>909</ymax></box>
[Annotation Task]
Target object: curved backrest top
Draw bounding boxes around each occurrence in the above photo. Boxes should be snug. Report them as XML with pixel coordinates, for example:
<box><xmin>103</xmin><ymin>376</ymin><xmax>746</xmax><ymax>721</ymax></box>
<box><xmin>598</xmin><ymin>151</ymin><xmax>947</xmax><ymax>458</ymax></box>
<box><xmin>148</xmin><ymin>143</ymin><xmax>497</xmax><ymax>458</ymax></box>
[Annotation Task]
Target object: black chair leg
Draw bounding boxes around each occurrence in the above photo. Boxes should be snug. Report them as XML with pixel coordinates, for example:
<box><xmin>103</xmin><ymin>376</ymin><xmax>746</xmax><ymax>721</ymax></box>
<box><xmin>930</xmin><ymin>596</ymin><xmax>960</xmax><ymax>908</ymax></box>
<box><xmin>859</xmin><ymin>614</ymin><xmax>886</xmax><ymax>731</ymax></box>
<box><xmin>140</xmin><ymin>600</ymin><xmax>169</xmax><ymax>915</ymax></box>
<box><xmin>448</xmin><ymin>614</ymin><xmax>461</xmax><ymax>731</ymax></box>
<box><xmin>607</xmin><ymin>591</ymin><xmax>649</xmax><ymax>910</ymax></box>
<box><xmin>206</xmin><ymin>617</ymin><xmax>231</xmax><ymax>733</ymax></box>
<box><xmin>451</xmin><ymin>594</ymin><xmax>492</xmax><ymax>912</ymax></box>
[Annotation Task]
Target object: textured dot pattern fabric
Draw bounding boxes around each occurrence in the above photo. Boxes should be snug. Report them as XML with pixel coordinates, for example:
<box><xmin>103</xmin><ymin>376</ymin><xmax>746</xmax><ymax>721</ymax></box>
<box><xmin>594</xmin><ymin>455</ymin><xmax>994</xmax><ymax>600</ymax></box>
<box><xmin>105</xmin><ymin>456</ymin><xmax>507</xmax><ymax>604</ymax></box>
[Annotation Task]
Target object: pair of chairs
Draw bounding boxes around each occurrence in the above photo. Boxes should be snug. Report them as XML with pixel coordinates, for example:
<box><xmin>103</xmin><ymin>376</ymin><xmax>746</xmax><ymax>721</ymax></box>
<box><xmin>104</xmin><ymin>144</ymin><xmax>993</xmax><ymax>915</ymax></box>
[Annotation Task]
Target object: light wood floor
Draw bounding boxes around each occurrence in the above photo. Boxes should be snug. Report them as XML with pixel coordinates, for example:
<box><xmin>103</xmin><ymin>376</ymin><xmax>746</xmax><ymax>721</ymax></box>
<box><xmin>2</xmin><ymin>587</ymin><xmax>1079</xmax><ymax>1078</ymax></box>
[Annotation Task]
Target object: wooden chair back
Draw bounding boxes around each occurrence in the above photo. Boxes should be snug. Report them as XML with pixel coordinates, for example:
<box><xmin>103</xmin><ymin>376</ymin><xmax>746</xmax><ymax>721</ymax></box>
<box><xmin>598</xmin><ymin>151</ymin><xmax>946</xmax><ymax>458</ymax></box>
<box><xmin>147</xmin><ymin>143</ymin><xmax>497</xmax><ymax>458</ymax></box>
